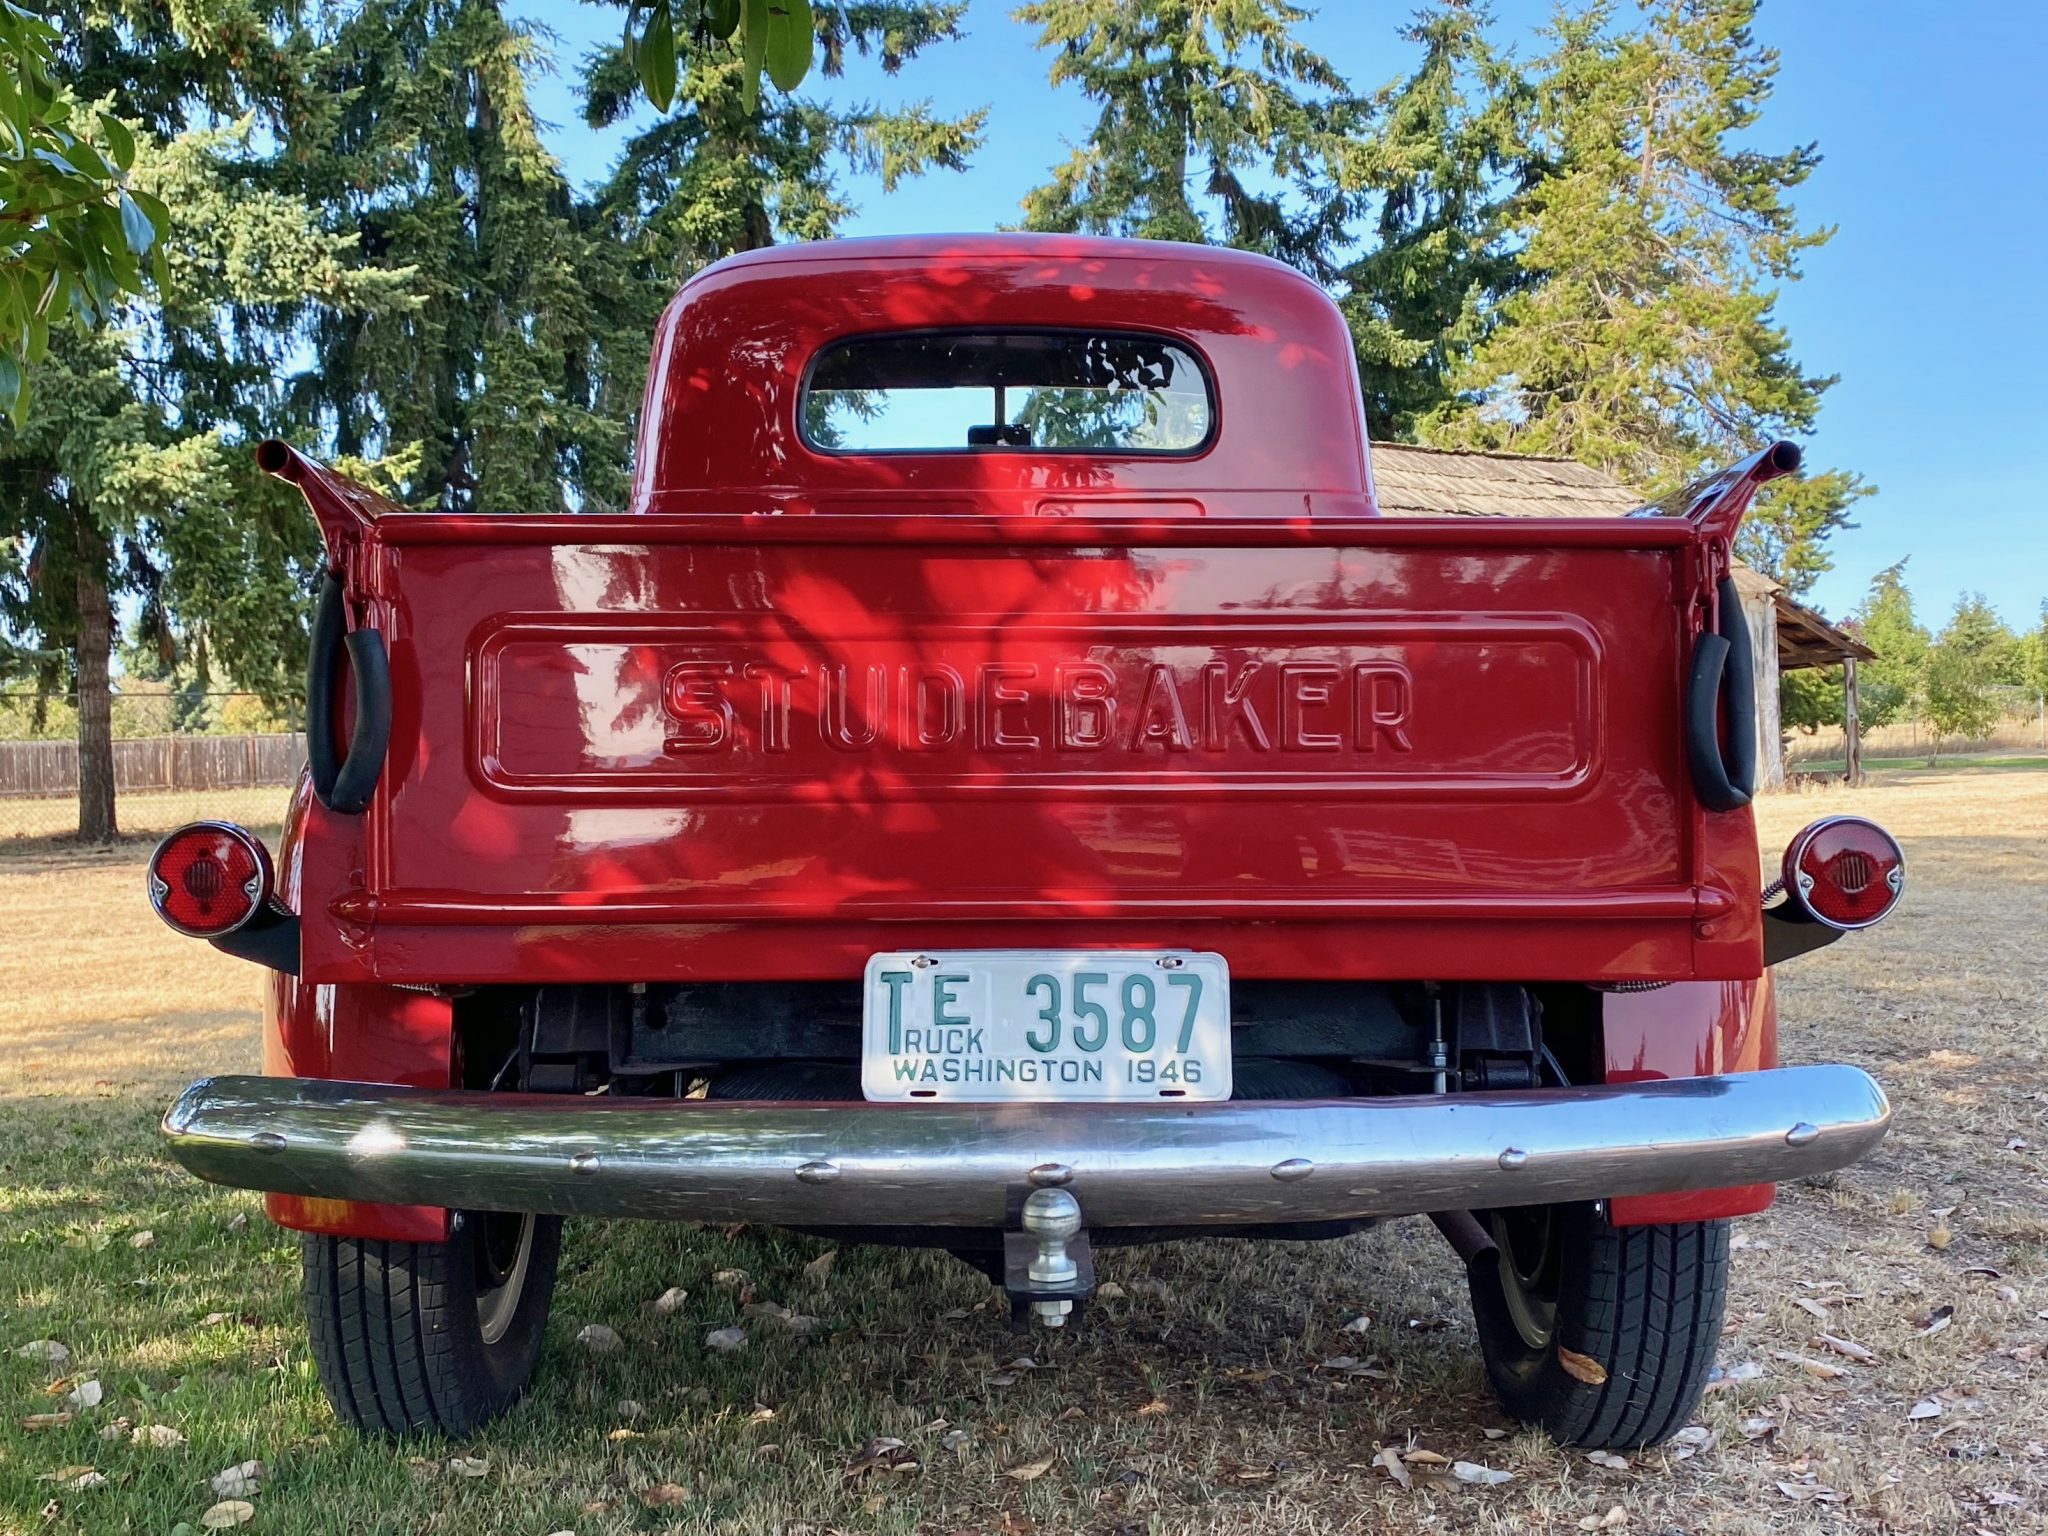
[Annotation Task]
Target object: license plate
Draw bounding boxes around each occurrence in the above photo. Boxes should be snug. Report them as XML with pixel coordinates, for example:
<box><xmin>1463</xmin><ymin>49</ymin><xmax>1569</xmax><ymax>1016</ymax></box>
<box><xmin>861</xmin><ymin>950</ymin><xmax>1232</xmax><ymax>1103</ymax></box>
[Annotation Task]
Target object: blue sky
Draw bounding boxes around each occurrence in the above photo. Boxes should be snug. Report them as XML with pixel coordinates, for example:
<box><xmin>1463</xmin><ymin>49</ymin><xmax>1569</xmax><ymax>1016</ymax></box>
<box><xmin>516</xmin><ymin>0</ymin><xmax>2046</xmax><ymax>632</ymax></box>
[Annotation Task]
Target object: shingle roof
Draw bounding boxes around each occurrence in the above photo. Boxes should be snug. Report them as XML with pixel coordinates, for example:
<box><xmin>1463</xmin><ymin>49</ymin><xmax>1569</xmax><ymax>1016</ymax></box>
<box><xmin>1369</xmin><ymin>442</ymin><xmax>1643</xmax><ymax>519</ymax></box>
<box><xmin>1365</xmin><ymin>443</ymin><xmax>1873</xmax><ymax>667</ymax></box>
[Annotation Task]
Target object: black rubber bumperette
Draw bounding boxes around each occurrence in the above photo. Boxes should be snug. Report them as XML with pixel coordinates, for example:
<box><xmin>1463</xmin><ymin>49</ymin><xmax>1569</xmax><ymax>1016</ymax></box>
<box><xmin>307</xmin><ymin>571</ymin><xmax>391</xmax><ymax>815</ymax></box>
<box><xmin>1685</xmin><ymin>574</ymin><xmax>1757</xmax><ymax>812</ymax></box>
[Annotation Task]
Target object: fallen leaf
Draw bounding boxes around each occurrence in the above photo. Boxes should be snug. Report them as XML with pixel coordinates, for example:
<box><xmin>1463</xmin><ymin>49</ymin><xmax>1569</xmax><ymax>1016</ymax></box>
<box><xmin>1776</xmin><ymin>1480</ymin><xmax>1846</xmax><ymax>1504</ymax></box>
<box><xmin>705</xmin><ymin>1326</ymin><xmax>747</xmax><ymax>1353</ymax></box>
<box><xmin>21</xmin><ymin>1412</ymin><xmax>73</xmax><ymax>1431</ymax></box>
<box><xmin>134</xmin><ymin>1424</ymin><xmax>185</xmax><ymax>1448</ymax></box>
<box><xmin>1793</xmin><ymin>1297</ymin><xmax>1830</xmax><ymax>1321</ymax></box>
<box><xmin>803</xmin><ymin>1249</ymin><xmax>838</xmax><ymax>1287</ymax></box>
<box><xmin>1480</xmin><ymin>1427</ymin><xmax>1508</xmax><ymax>1440</ymax></box>
<box><xmin>1057</xmin><ymin>1405</ymin><xmax>1086</xmax><ymax>1422</ymax></box>
<box><xmin>65</xmin><ymin>1379</ymin><xmax>103</xmax><ymax>1410</ymax></box>
<box><xmin>1094</xmin><ymin>1282</ymin><xmax>1126</xmax><ymax>1301</ymax></box>
<box><xmin>1134</xmin><ymin>1399</ymin><xmax>1169</xmax><ymax>1417</ymax></box>
<box><xmin>712</xmin><ymin>1268</ymin><xmax>749</xmax><ymax>1288</ymax></box>
<box><xmin>941</xmin><ymin>1430</ymin><xmax>971</xmax><ymax>1455</ymax></box>
<box><xmin>15</xmin><ymin>1340</ymin><xmax>70</xmax><ymax>1367</ymax></box>
<box><xmin>1126</xmin><ymin>1278</ymin><xmax>1171</xmax><ymax>1301</ymax></box>
<box><xmin>1373</xmin><ymin>1445</ymin><xmax>1411</xmax><ymax>1489</ymax></box>
<box><xmin>210</xmin><ymin>1461</ymin><xmax>265</xmax><ymax>1498</ymax></box>
<box><xmin>1340</xmin><ymin>1314</ymin><xmax>1372</xmax><ymax>1334</ymax></box>
<box><xmin>844</xmin><ymin>1436</ymin><xmax>917</xmax><ymax>1478</ymax></box>
<box><xmin>40</xmin><ymin>1465</ymin><xmax>104</xmax><ymax>1490</ymax></box>
<box><xmin>1772</xmin><ymin>1351</ymin><xmax>1848</xmax><ymax>1380</ymax></box>
<box><xmin>1005</xmin><ymin>1452</ymin><xmax>1057</xmax><ymax>1483</ymax></box>
<box><xmin>638</xmin><ymin>1482</ymin><xmax>690</xmax><ymax>1508</ymax></box>
<box><xmin>576</xmin><ymin>1324</ymin><xmax>620</xmax><ymax>1354</ymax></box>
<box><xmin>1587</xmin><ymin>1450</ymin><xmax>1630</xmax><ymax>1470</ymax></box>
<box><xmin>986</xmin><ymin>1371</ymin><xmax>1021</xmax><ymax>1387</ymax></box>
<box><xmin>1578</xmin><ymin>1506</ymin><xmax>1629</xmax><ymax>1531</ymax></box>
<box><xmin>1917</xmin><ymin>1305</ymin><xmax>1955</xmax><ymax>1337</ymax></box>
<box><xmin>1909</xmin><ymin>1398</ymin><xmax>1943</xmax><ymax>1420</ymax></box>
<box><xmin>200</xmin><ymin>1500</ymin><xmax>255</xmax><ymax>1529</ymax></box>
<box><xmin>446</xmin><ymin>1455</ymin><xmax>489</xmax><ymax>1479</ymax></box>
<box><xmin>652</xmin><ymin>1287</ymin><xmax>688</xmax><ymax>1315</ymax></box>
<box><xmin>1452</xmin><ymin>1460</ymin><xmax>1514</xmax><ymax>1486</ymax></box>
<box><xmin>1557</xmin><ymin>1345</ymin><xmax>1609</xmax><ymax>1385</ymax></box>
<box><xmin>746</xmin><ymin>1406</ymin><xmax>777</xmax><ymax>1426</ymax></box>
<box><xmin>129</xmin><ymin>1230</ymin><xmax>155</xmax><ymax>1250</ymax></box>
<box><xmin>1812</xmin><ymin>1333</ymin><xmax>1878</xmax><ymax>1364</ymax></box>
<box><xmin>1401</xmin><ymin>1449</ymin><xmax>1451</xmax><ymax>1466</ymax></box>
<box><xmin>1740</xmin><ymin>1415</ymin><xmax>1778</xmax><ymax>1441</ymax></box>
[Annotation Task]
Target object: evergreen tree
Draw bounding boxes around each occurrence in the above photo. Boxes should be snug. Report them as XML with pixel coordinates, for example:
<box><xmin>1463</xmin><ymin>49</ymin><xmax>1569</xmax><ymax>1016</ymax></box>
<box><xmin>1936</xmin><ymin>592</ymin><xmax>2020</xmax><ymax>686</ymax></box>
<box><xmin>1426</xmin><ymin>0</ymin><xmax>1863</xmax><ymax>593</ymax></box>
<box><xmin>1850</xmin><ymin>560</ymin><xmax>1927</xmax><ymax>733</ymax></box>
<box><xmin>1336</xmin><ymin>0</ymin><xmax>1530</xmax><ymax>440</ymax></box>
<box><xmin>577</xmin><ymin>2</ymin><xmax>982</xmax><ymax>506</ymax></box>
<box><xmin>1778</xmin><ymin>664</ymin><xmax>1842</xmax><ymax>736</ymax></box>
<box><xmin>1014</xmin><ymin>0</ymin><xmax>1355</xmax><ymax>276</ymax></box>
<box><xmin>276</xmin><ymin>0</ymin><xmax>615</xmax><ymax>515</ymax></box>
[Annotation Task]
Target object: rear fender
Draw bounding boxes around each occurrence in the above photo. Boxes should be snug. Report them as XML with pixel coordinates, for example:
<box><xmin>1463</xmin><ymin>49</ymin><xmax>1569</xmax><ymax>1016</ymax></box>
<box><xmin>263</xmin><ymin>773</ymin><xmax>451</xmax><ymax>1241</ymax></box>
<box><xmin>1602</xmin><ymin>974</ymin><xmax>1779</xmax><ymax>1225</ymax></box>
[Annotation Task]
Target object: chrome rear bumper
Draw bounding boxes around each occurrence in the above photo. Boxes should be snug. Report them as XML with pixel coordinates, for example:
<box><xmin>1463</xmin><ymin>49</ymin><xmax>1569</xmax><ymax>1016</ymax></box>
<box><xmin>161</xmin><ymin>1065</ymin><xmax>1889</xmax><ymax>1229</ymax></box>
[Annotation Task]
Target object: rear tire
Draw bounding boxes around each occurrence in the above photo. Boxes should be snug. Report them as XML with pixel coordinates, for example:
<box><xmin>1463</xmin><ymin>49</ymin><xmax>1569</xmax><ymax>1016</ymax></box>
<box><xmin>1466</xmin><ymin>1203</ymin><xmax>1728</xmax><ymax>1449</ymax></box>
<box><xmin>302</xmin><ymin>1212</ymin><xmax>560</xmax><ymax>1435</ymax></box>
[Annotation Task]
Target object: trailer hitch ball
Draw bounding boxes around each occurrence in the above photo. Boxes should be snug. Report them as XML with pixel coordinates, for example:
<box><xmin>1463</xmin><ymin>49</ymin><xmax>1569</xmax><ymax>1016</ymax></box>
<box><xmin>1022</xmin><ymin>1188</ymin><xmax>1083</xmax><ymax>1327</ymax></box>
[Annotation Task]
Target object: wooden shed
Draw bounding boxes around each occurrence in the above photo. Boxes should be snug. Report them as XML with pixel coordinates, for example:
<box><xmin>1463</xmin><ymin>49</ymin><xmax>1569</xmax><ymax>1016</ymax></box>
<box><xmin>1370</xmin><ymin>442</ymin><xmax>1874</xmax><ymax>790</ymax></box>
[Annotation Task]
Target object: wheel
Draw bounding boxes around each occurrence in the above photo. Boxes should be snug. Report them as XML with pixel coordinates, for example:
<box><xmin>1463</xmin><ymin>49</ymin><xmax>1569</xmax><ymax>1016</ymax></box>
<box><xmin>302</xmin><ymin>1211</ymin><xmax>561</xmax><ymax>1435</ymax></box>
<box><xmin>1465</xmin><ymin>1202</ymin><xmax>1729</xmax><ymax>1449</ymax></box>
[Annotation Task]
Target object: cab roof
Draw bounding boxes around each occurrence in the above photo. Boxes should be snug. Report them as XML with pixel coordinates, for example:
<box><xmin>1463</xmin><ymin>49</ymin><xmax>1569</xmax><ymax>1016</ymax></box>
<box><xmin>631</xmin><ymin>234</ymin><xmax>1375</xmax><ymax>517</ymax></box>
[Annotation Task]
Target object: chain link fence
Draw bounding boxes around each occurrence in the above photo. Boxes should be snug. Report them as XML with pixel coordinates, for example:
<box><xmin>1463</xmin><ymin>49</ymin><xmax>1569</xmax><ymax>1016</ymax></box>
<box><xmin>0</xmin><ymin>692</ymin><xmax>304</xmax><ymax>848</ymax></box>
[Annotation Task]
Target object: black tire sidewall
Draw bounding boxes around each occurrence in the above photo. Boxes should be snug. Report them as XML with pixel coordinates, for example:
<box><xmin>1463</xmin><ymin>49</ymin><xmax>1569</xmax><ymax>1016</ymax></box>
<box><xmin>1467</xmin><ymin>1203</ymin><xmax>1729</xmax><ymax>1449</ymax></box>
<box><xmin>302</xmin><ymin>1215</ymin><xmax>562</xmax><ymax>1436</ymax></box>
<box><xmin>457</xmin><ymin>1214</ymin><xmax>562</xmax><ymax>1413</ymax></box>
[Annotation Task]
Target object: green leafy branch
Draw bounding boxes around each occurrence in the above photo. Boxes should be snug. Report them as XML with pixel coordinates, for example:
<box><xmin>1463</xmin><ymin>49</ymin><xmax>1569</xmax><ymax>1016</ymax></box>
<box><xmin>0</xmin><ymin>3</ymin><xmax>169</xmax><ymax>422</ymax></box>
<box><xmin>625</xmin><ymin>0</ymin><xmax>817</xmax><ymax>114</ymax></box>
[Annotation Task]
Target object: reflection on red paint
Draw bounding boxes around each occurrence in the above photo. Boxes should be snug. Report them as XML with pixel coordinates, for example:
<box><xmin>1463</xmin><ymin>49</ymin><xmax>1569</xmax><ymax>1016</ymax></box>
<box><xmin>1604</xmin><ymin>974</ymin><xmax>1779</xmax><ymax>1224</ymax></box>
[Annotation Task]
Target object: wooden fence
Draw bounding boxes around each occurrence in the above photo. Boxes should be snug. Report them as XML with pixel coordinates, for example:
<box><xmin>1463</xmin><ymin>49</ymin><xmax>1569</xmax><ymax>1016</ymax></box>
<box><xmin>0</xmin><ymin>734</ymin><xmax>306</xmax><ymax>798</ymax></box>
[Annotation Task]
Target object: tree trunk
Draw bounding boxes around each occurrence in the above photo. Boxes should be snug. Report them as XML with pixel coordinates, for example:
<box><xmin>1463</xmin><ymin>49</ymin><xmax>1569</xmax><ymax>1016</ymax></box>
<box><xmin>73</xmin><ymin>519</ymin><xmax>118</xmax><ymax>843</ymax></box>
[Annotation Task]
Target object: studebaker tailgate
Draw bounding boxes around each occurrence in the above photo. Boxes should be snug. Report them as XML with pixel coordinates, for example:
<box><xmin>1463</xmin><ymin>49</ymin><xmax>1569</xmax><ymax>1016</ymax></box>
<box><xmin>296</xmin><ymin>512</ymin><xmax>1761</xmax><ymax>985</ymax></box>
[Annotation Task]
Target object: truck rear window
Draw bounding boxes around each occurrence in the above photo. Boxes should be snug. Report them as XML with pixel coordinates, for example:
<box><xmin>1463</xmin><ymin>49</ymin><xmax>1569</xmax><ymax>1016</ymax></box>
<box><xmin>802</xmin><ymin>330</ymin><xmax>1213</xmax><ymax>455</ymax></box>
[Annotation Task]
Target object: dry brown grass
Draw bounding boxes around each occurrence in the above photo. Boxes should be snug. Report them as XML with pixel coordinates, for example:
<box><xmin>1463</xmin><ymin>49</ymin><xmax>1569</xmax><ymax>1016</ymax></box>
<box><xmin>1</xmin><ymin>773</ymin><xmax>2043</xmax><ymax>1534</ymax></box>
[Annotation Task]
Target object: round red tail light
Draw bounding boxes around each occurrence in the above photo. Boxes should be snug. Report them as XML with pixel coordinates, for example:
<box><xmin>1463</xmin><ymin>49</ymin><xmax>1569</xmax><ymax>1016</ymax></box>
<box><xmin>148</xmin><ymin>823</ymin><xmax>274</xmax><ymax>937</ymax></box>
<box><xmin>1782</xmin><ymin>816</ymin><xmax>1904</xmax><ymax>931</ymax></box>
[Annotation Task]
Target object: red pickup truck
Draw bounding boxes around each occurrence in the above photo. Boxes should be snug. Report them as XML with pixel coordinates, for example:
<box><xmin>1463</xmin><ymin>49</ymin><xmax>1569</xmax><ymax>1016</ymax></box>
<box><xmin>154</xmin><ymin>235</ymin><xmax>1898</xmax><ymax>1450</ymax></box>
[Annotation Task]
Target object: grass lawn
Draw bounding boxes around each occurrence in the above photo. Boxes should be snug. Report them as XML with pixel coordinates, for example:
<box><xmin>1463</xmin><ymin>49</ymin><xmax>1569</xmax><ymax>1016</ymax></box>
<box><xmin>1792</xmin><ymin>755</ymin><xmax>2048</xmax><ymax>778</ymax></box>
<box><xmin>3</xmin><ymin>773</ymin><xmax>2046</xmax><ymax>1534</ymax></box>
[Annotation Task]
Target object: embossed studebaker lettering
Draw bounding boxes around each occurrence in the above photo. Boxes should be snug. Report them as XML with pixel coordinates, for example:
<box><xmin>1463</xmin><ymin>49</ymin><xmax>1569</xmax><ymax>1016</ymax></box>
<box><xmin>660</xmin><ymin>657</ymin><xmax>1414</xmax><ymax>757</ymax></box>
